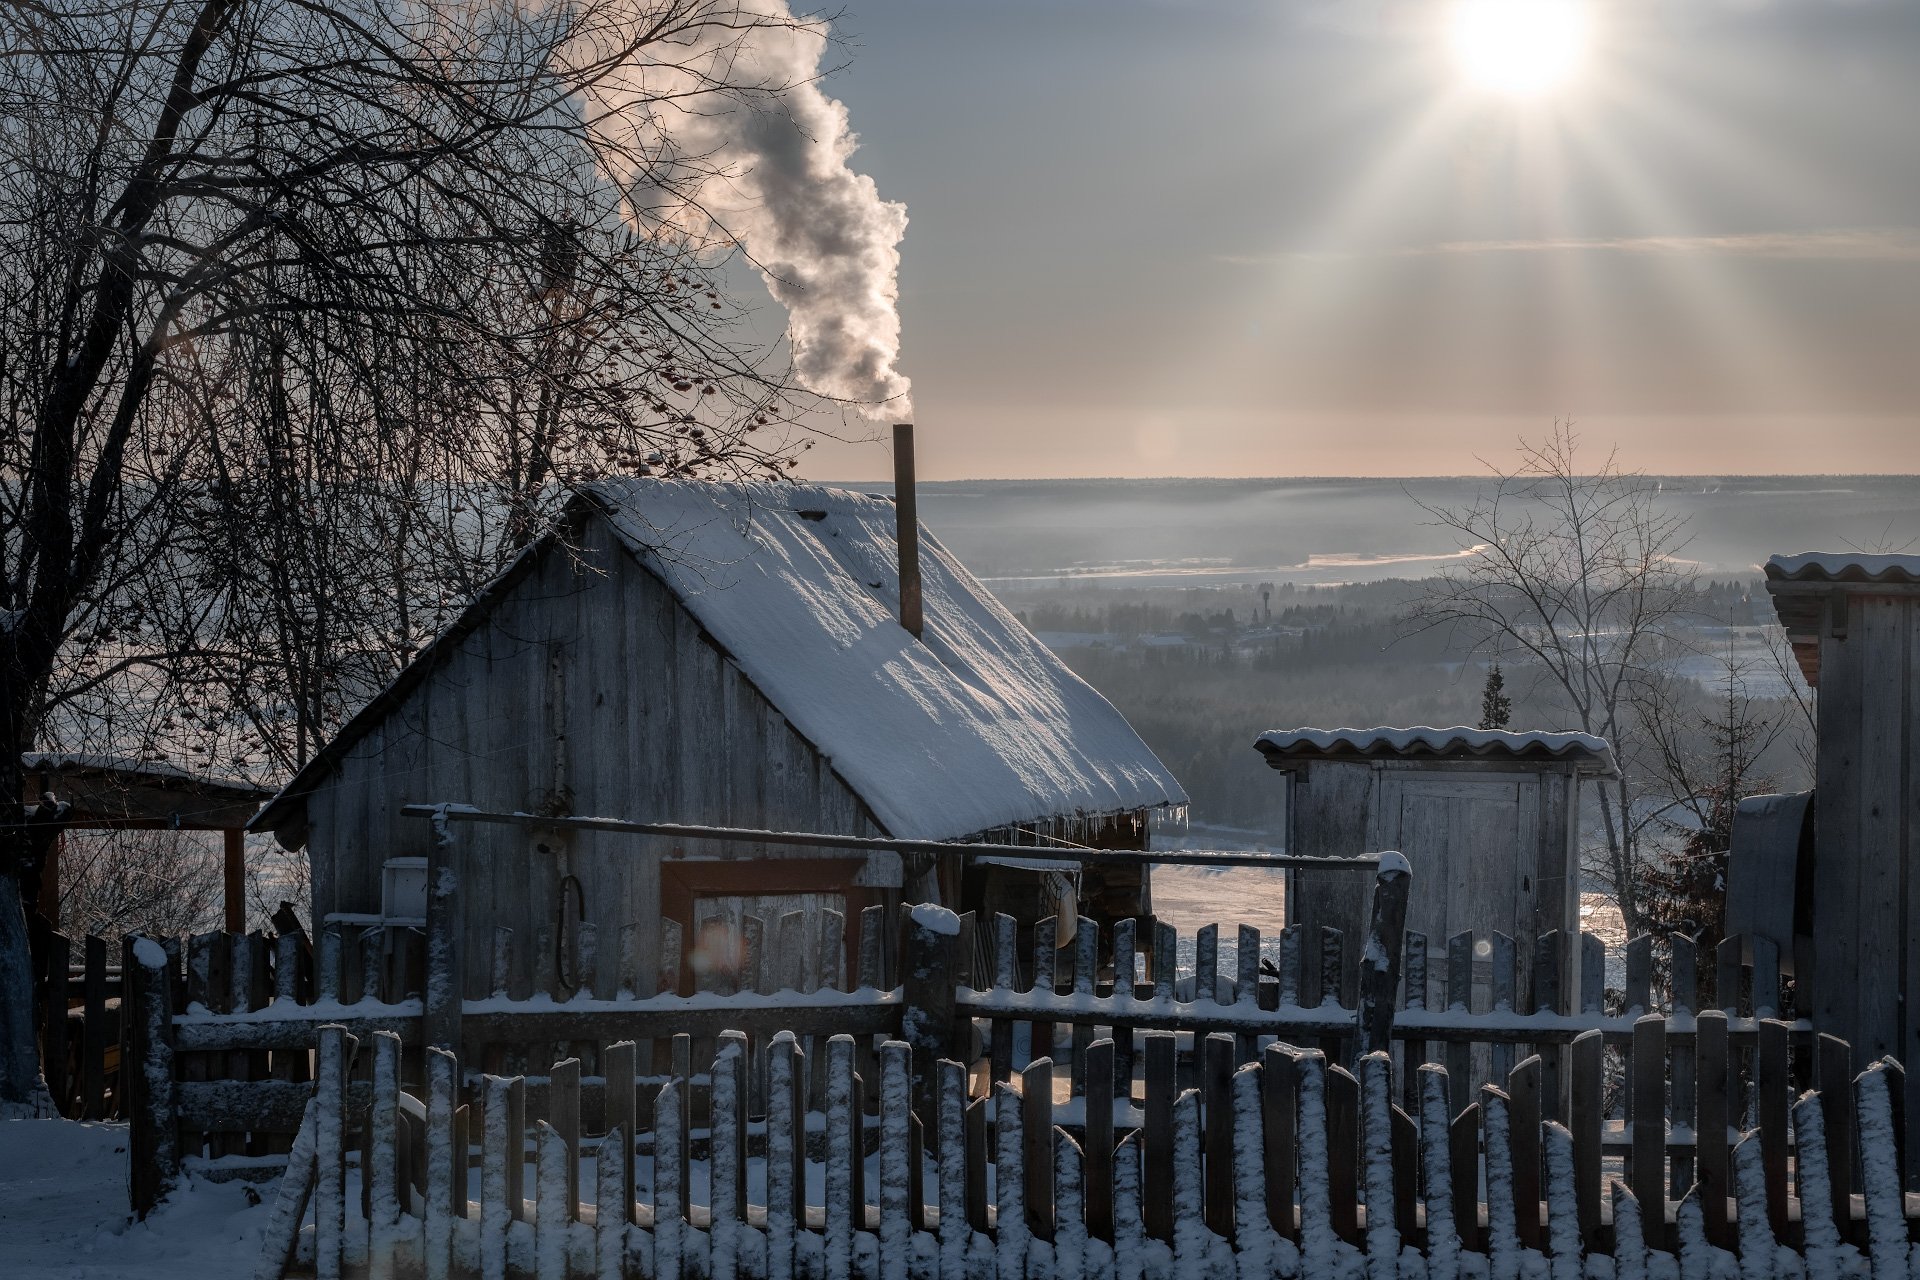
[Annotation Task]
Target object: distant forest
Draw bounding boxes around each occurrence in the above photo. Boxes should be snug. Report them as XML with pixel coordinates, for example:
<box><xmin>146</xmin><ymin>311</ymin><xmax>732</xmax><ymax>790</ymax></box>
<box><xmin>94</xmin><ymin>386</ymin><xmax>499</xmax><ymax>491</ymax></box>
<box><xmin>1007</xmin><ymin>577</ymin><xmax>1810</xmax><ymax>837</ymax></box>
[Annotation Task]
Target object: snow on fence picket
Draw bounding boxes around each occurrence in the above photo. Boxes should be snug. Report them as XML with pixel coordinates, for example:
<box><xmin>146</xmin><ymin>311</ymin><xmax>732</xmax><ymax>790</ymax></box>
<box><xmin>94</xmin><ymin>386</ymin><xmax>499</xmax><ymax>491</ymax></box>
<box><xmin>259</xmin><ymin>1016</ymin><xmax>1912</xmax><ymax>1280</ymax></box>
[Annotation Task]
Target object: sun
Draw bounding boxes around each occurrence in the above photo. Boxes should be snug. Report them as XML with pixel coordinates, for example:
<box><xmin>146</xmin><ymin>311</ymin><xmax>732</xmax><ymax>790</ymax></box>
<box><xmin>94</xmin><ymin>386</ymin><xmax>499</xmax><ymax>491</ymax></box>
<box><xmin>1448</xmin><ymin>0</ymin><xmax>1591</xmax><ymax>98</ymax></box>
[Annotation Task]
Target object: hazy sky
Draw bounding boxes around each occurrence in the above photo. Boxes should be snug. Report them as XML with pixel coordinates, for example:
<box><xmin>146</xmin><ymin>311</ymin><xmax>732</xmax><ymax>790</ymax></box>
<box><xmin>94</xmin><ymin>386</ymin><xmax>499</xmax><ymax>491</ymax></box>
<box><xmin>794</xmin><ymin>0</ymin><xmax>1920</xmax><ymax>480</ymax></box>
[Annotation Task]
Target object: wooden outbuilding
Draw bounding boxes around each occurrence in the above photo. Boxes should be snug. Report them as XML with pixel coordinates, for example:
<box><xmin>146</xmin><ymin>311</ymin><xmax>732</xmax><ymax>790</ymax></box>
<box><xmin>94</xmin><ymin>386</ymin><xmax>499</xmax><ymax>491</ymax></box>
<box><xmin>1765</xmin><ymin>552</ymin><xmax>1920</xmax><ymax>1080</ymax></box>
<box><xmin>22</xmin><ymin>753</ymin><xmax>274</xmax><ymax>934</ymax></box>
<box><xmin>250</xmin><ymin>478</ymin><xmax>1187</xmax><ymax>998</ymax></box>
<box><xmin>1255</xmin><ymin>726</ymin><xmax>1616</xmax><ymax>1005</ymax></box>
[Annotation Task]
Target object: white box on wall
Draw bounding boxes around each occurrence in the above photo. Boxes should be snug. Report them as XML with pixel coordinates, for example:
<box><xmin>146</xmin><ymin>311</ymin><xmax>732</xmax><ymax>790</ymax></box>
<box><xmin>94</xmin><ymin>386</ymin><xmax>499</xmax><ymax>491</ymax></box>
<box><xmin>381</xmin><ymin>857</ymin><xmax>429</xmax><ymax>925</ymax></box>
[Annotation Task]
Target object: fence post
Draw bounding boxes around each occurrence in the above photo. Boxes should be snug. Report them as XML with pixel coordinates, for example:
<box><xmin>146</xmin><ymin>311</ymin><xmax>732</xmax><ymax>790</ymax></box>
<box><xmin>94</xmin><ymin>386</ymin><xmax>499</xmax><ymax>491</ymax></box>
<box><xmin>900</xmin><ymin>904</ymin><xmax>959</xmax><ymax>1141</ymax></box>
<box><xmin>126</xmin><ymin>936</ymin><xmax>178</xmax><ymax>1218</ymax></box>
<box><xmin>425</xmin><ymin>806</ymin><xmax>462</xmax><ymax>1053</ymax></box>
<box><xmin>45</xmin><ymin>931</ymin><xmax>71</xmax><ymax>1116</ymax></box>
<box><xmin>1356</xmin><ymin>853</ymin><xmax>1411</xmax><ymax>1058</ymax></box>
<box><xmin>315</xmin><ymin>1024</ymin><xmax>357</xmax><ymax>1280</ymax></box>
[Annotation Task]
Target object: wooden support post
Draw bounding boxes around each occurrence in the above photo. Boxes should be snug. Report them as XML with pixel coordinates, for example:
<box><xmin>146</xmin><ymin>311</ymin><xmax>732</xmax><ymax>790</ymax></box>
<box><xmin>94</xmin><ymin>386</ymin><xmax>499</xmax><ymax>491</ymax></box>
<box><xmin>901</xmin><ymin>904</ymin><xmax>958</xmax><ymax>1139</ymax></box>
<box><xmin>1356</xmin><ymin>854</ymin><xmax>1410</xmax><ymax>1059</ymax></box>
<box><xmin>45</xmin><ymin>931</ymin><xmax>69</xmax><ymax>1116</ymax></box>
<box><xmin>223</xmin><ymin>828</ymin><xmax>246</xmax><ymax>935</ymax></box>
<box><xmin>425</xmin><ymin>807</ymin><xmax>462</xmax><ymax>1051</ymax></box>
<box><xmin>82</xmin><ymin>933</ymin><xmax>107</xmax><ymax>1119</ymax></box>
<box><xmin>37</xmin><ymin>830</ymin><xmax>62</xmax><ymax>927</ymax></box>
<box><xmin>426</xmin><ymin>1051</ymin><xmax>455</xmax><ymax>1280</ymax></box>
<box><xmin>127</xmin><ymin>938</ymin><xmax>178</xmax><ymax>1218</ymax></box>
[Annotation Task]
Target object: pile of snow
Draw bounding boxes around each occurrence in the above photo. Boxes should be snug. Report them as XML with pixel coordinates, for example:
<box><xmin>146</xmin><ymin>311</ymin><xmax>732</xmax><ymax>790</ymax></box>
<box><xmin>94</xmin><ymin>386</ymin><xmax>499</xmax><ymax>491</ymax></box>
<box><xmin>0</xmin><ymin>1119</ymin><xmax>273</xmax><ymax>1279</ymax></box>
<box><xmin>588</xmin><ymin>479</ymin><xmax>1189</xmax><ymax>841</ymax></box>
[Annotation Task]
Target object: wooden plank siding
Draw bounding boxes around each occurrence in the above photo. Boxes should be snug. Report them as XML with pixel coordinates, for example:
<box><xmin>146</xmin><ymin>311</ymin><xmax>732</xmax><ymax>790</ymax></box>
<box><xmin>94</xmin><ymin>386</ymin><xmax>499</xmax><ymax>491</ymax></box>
<box><xmin>1284</xmin><ymin>758</ymin><xmax>1583</xmax><ymax>1008</ymax></box>
<box><xmin>298</xmin><ymin>518</ymin><xmax>898</xmax><ymax>1000</ymax></box>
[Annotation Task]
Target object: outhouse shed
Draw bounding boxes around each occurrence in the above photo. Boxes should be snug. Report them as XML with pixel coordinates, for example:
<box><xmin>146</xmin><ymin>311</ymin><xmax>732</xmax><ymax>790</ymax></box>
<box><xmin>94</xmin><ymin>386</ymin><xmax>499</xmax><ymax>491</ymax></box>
<box><xmin>1255</xmin><ymin>726</ymin><xmax>1616</xmax><ymax>1005</ymax></box>
<box><xmin>250</xmin><ymin>478</ymin><xmax>1187</xmax><ymax>999</ymax></box>
<box><xmin>1765</xmin><ymin>552</ymin><xmax>1920</xmax><ymax>1081</ymax></box>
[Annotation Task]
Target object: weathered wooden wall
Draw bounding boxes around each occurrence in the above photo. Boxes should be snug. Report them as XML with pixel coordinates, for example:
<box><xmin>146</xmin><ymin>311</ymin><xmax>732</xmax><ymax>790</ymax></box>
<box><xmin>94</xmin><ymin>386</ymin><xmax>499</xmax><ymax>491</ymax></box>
<box><xmin>1809</xmin><ymin>589</ymin><xmax>1920</xmax><ymax>1092</ymax></box>
<box><xmin>1284</xmin><ymin>759</ymin><xmax>1580</xmax><ymax>1005</ymax></box>
<box><xmin>303</xmin><ymin>517</ymin><xmax>894</xmax><ymax>1000</ymax></box>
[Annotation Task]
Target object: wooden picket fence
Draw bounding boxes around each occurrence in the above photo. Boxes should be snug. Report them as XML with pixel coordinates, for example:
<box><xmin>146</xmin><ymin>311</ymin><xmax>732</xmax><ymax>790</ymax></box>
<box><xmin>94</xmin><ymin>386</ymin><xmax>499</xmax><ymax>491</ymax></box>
<box><xmin>253</xmin><ymin>1014</ymin><xmax>1906</xmax><ymax>1280</ymax></box>
<box><xmin>31</xmin><ymin>928</ymin><xmax>129</xmax><ymax>1120</ymax></box>
<box><xmin>125</xmin><ymin>859</ymin><xmax>1833</xmax><ymax>1194</ymax></box>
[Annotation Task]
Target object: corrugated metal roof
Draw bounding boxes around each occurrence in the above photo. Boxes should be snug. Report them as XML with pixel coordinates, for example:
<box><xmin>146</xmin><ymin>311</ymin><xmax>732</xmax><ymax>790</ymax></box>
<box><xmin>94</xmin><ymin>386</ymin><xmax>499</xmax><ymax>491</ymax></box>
<box><xmin>1763</xmin><ymin>552</ymin><xmax>1920</xmax><ymax>688</ymax></box>
<box><xmin>1255</xmin><ymin>726</ymin><xmax>1618</xmax><ymax>776</ymax></box>
<box><xmin>1765</xmin><ymin>552</ymin><xmax>1920</xmax><ymax>584</ymax></box>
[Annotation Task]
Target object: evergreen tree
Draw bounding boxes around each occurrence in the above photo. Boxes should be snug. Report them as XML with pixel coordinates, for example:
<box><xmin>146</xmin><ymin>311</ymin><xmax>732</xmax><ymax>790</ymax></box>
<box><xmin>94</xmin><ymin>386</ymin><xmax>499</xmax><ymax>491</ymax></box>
<box><xmin>1478</xmin><ymin>665</ymin><xmax>1513</xmax><ymax>731</ymax></box>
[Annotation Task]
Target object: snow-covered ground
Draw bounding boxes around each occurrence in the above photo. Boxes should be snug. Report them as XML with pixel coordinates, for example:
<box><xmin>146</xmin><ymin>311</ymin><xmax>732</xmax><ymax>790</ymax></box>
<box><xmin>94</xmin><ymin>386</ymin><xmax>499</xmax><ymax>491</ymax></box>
<box><xmin>0</xmin><ymin>1119</ymin><xmax>272</xmax><ymax>1279</ymax></box>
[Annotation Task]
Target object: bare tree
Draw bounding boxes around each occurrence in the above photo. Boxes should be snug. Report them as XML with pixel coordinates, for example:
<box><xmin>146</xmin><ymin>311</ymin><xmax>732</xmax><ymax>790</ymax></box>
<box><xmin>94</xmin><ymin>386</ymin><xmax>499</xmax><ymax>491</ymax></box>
<box><xmin>1405</xmin><ymin>423</ymin><xmax>1696</xmax><ymax>937</ymax></box>
<box><xmin>1630</xmin><ymin>653</ymin><xmax>1806</xmax><ymax>962</ymax></box>
<box><xmin>0</xmin><ymin>0</ymin><xmax>848</xmax><ymax>1112</ymax></box>
<box><xmin>55</xmin><ymin>829</ymin><xmax>225</xmax><ymax>941</ymax></box>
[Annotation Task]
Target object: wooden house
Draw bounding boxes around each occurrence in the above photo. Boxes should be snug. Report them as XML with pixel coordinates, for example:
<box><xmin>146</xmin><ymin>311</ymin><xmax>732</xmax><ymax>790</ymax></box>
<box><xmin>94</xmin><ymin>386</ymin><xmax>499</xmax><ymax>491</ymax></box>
<box><xmin>250</xmin><ymin>479</ymin><xmax>1187</xmax><ymax>998</ymax></box>
<box><xmin>1764</xmin><ymin>552</ymin><xmax>1920</xmax><ymax>1078</ymax></box>
<box><xmin>1255</xmin><ymin>726</ymin><xmax>1616</xmax><ymax>1004</ymax></box>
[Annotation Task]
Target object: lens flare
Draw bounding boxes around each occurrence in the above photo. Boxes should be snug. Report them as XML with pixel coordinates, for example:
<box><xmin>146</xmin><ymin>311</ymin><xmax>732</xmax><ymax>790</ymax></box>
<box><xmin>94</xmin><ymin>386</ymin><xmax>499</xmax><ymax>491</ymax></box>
<box><xmin>1449</xmin><ymin>0</ymin><xmax>1590</xmax><ymax>97</ymax></box>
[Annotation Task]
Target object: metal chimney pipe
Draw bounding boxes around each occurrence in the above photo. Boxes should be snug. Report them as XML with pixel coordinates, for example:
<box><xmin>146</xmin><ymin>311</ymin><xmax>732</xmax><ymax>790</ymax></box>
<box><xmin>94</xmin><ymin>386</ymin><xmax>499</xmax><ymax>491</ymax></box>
<box><xmin>893</xmin><ymin>423</ymin><xmax>923</xmax><ymax>639</ymax></box>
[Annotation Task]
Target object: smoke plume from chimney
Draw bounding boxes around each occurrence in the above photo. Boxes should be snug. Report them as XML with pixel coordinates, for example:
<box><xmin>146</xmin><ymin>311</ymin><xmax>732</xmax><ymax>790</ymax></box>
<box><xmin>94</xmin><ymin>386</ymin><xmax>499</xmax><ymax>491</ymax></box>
<box><xmin>593</xmin><ymin>3</ymin><xmax>912</xmax><ymax>418</ymax></box>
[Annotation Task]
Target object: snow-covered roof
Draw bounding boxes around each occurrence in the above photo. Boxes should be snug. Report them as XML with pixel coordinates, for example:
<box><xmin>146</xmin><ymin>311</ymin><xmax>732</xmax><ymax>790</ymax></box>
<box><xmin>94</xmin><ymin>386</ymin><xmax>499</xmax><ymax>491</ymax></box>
<box><xmin>1254</xmin><ymin>726</ymin><xmax>1617</xmax><ymax>776</ymax></box>
<box><xmin>21</xmin><ymin>752</ymin><xmax>269</xmax><ymax>796</ymax></box>
<box><xmin>1763</xmin><ymin>553</ymin><xmax>1920</xmax><ymax>688</ymax></box>
<box><xmin>254</xmin><ymin>479</ymin><xmax>1187</xmax><ymax>844</ymax></box>
<box><xmin>1765</xmin><ymin>553</ymin><xmax>1920</xmax><ymax>585</ymax></box>
<box><xmin>21</xmin><ymin>752</ymin><xmax>273</xmax><ymax>828</ymax></box>
<box><xmin>585</xmin><ymin>479</ymin><xmax>1187</xmax><ymax>841</ymax></box>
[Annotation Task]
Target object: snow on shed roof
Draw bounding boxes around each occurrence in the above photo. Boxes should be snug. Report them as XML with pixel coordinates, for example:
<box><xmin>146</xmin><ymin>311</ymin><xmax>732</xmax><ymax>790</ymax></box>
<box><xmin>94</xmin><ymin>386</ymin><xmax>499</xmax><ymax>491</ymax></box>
<box><xmin>1255</xmin><ymin>726</ymin><xmax>1617</xmax><ymax>776</ymax></box>
<box><xmin>584</xmin><ymin>478</ymin><xmax>1187</xmax><ymax>841</ymax></box>
<box><xmin>22</xmin><ymin>752</ymin><xmax>274</xmax><ymax>828</ymax></box>
<box><xmin>1766</xmin><ymin>553</ymin><xmax>1920</xmax><ymax>585</ymax></box>
<box><xmin>1763</xmin><ymin>553</ymin><xmax>1920</xmax><ymax>688</ymax></box>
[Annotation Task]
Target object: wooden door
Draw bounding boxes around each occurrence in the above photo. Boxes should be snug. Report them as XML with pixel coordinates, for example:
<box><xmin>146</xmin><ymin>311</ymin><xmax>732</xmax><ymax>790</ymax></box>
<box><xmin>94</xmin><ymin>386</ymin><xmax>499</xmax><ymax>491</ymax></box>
<box><xmin>1378</xmin><ymin>774</ymin><xmax>1540</xmax><ymax>968</ymax></box>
